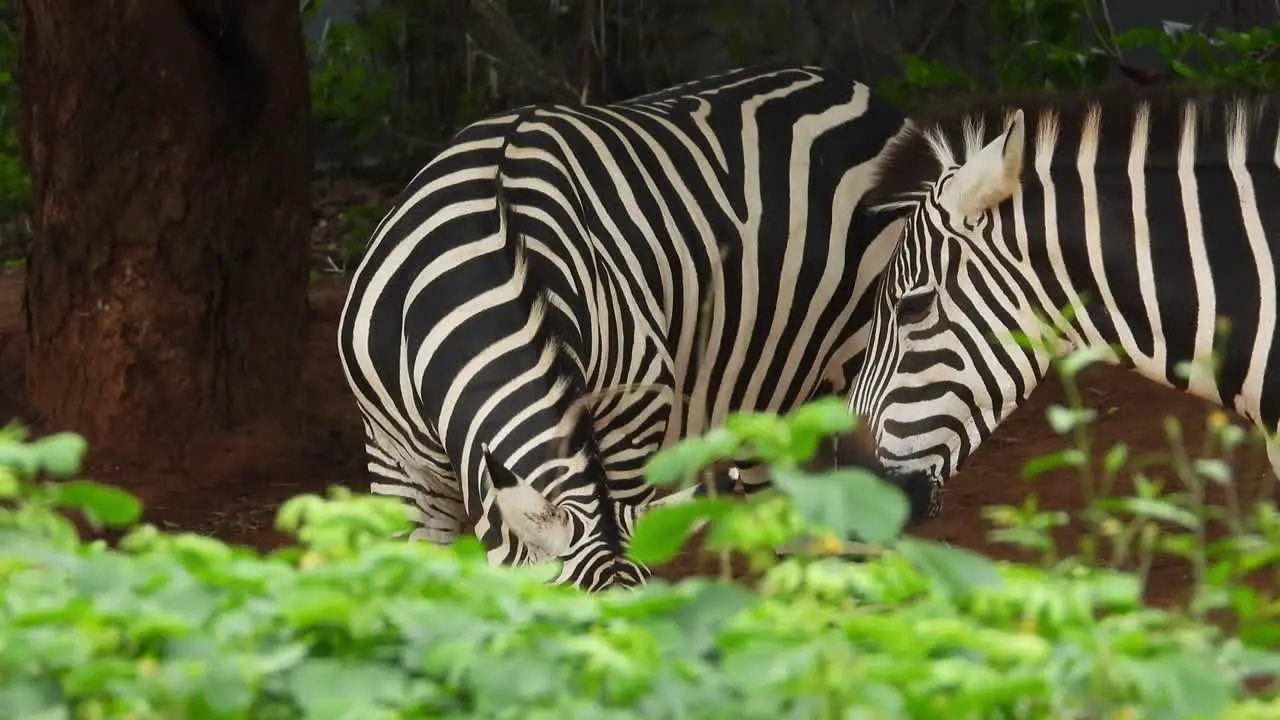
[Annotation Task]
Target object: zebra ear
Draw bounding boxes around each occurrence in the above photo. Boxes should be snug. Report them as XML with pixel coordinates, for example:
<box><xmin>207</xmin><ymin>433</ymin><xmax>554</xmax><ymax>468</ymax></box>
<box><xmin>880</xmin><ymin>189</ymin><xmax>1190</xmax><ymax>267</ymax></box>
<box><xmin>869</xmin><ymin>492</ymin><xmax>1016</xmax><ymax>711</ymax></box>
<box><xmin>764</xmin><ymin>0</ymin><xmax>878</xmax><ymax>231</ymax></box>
<box><xmin>943</xmin><ymin>108</ymin><xmax>1026</xmax><ymax>219</ymax></box>
<box><xmin>482</xmin><ymin>444</ymin><xmax>574</xmax><ymax>557</ymax></box>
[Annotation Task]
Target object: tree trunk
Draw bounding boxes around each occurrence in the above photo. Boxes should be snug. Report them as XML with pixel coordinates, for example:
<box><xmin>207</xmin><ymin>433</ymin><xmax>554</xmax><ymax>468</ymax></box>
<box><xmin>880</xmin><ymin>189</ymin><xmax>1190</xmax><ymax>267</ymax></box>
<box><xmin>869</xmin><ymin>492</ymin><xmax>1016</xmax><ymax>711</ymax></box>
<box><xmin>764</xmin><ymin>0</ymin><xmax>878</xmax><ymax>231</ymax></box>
<box><xmin>18</xmin><ymin>0</ymin><xmax>311</xmax><ymax>452</ymax></box>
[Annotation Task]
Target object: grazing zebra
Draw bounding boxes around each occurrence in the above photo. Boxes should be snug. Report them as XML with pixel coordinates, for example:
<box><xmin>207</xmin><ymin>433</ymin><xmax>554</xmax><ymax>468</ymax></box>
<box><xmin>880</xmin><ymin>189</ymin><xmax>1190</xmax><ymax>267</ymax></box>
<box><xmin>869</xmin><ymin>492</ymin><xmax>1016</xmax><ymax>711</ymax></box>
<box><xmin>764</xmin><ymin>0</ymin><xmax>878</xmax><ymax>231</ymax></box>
<box><xmin>336</xmin><ymin>64</ymin><xmax>913</xmax><ymax>590</ymax></box>
<box><xmin>841</xmin><ymin>84</ymin><xmax>1280</xmax><ymax>512</ymax></box>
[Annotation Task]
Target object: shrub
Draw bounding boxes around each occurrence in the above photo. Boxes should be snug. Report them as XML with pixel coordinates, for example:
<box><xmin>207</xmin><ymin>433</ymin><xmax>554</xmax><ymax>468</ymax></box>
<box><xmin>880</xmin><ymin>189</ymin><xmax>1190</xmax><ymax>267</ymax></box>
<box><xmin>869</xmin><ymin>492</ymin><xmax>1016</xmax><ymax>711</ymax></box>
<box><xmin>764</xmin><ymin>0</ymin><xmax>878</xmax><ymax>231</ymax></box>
<box><xmin>0</xmin><ymin>5</ymin><xmax>30</xmax><ymax>259</ymax></box>
<box><xmin>2</xmin><ymin>376</ymin><xmax>1279</xmax><ymax>717</ymax></box>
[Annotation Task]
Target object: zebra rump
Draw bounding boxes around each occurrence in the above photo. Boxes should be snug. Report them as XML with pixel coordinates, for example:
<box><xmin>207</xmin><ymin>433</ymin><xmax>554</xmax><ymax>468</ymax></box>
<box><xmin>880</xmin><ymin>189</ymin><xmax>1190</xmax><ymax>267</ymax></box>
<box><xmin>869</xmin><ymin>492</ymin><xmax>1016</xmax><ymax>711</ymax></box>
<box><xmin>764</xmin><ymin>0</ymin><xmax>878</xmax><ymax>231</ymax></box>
<box><xmin>337</xmin><ymin>63</ymin><xmax>913</xmax><ymax>590</ymax></box>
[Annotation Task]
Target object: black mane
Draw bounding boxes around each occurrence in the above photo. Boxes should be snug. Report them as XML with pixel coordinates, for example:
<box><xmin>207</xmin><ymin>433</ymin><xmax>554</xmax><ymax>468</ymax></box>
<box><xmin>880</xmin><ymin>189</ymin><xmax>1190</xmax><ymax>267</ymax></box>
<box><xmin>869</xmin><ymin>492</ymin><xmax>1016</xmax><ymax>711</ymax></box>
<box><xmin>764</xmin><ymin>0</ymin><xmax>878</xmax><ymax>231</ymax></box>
<box><xmin>866</xmin><ymin>82</ymin><xmax>1280</xmax><ymax>212</ymax></box>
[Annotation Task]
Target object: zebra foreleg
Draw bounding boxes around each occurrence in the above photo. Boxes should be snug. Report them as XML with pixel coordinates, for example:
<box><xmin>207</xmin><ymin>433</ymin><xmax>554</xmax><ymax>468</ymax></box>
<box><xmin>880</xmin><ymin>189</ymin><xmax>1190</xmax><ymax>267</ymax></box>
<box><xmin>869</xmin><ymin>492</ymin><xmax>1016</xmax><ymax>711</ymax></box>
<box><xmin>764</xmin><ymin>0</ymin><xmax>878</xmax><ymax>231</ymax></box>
<box><xmin>370</xmin><ymin>466</ymin><xmax>466</xmax><ymax>545</ymax></box>
<box><xmin>399</xmin><ymin>465</ymin><xmax>466</xmax><ymax>545</ymax></box>
<box><xmin>362</xmin><ymin>426</ymin><xmax>466</xmax><ymax>545</ymax></box>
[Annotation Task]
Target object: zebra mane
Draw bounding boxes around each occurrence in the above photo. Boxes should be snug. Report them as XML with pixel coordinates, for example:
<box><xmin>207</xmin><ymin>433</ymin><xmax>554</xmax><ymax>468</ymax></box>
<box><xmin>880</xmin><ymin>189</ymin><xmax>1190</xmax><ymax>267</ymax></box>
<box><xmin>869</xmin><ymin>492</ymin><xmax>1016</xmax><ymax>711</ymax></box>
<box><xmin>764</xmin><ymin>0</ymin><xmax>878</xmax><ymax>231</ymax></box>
<box><xmin>866</xmin><ymin>82</ymin><xmax>1279</xmax><ymax>216</ymax></box>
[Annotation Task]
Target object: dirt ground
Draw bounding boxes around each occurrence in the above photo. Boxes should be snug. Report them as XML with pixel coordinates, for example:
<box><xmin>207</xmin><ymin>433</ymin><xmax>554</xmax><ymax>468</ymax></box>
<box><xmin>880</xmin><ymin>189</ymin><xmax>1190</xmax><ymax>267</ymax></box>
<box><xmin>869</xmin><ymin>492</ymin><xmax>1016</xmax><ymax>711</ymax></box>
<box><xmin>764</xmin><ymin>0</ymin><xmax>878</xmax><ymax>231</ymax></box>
<box><xmin>0</xmin><ymin>266</ymin><xmax>1269</xmax><ymax>605</ymax></box>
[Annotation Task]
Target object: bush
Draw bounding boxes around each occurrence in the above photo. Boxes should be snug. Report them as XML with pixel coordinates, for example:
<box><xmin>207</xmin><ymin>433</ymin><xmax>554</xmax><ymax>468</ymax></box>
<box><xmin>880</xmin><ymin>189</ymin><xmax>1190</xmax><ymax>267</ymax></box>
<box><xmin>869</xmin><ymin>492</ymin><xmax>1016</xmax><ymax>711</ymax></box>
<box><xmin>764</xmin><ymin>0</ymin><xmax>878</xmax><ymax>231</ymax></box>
<box><xmin>2</xmin><ymin>368</ymin><xmax>1280</xmax><ymax>718</ymax></box>
<box><xmin>0</xmin><ymin>4</ymin><xmax>30</xmax><ymax>257</ymax></box>
<box><xmin>880</xmin><ymin>9</ymin><xmax>1279</xmax><ymax>109</ymax></box>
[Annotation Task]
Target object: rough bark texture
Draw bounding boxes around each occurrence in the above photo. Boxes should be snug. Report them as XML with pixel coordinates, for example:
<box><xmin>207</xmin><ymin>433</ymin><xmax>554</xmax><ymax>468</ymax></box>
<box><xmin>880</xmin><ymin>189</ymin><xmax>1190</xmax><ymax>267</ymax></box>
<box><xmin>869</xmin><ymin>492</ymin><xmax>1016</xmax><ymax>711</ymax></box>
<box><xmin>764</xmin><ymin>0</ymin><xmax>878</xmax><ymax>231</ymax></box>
<box><xmin>18</xmin><ymin>0</ymin><xmax>311</xmax><ymax>452</ymax></box>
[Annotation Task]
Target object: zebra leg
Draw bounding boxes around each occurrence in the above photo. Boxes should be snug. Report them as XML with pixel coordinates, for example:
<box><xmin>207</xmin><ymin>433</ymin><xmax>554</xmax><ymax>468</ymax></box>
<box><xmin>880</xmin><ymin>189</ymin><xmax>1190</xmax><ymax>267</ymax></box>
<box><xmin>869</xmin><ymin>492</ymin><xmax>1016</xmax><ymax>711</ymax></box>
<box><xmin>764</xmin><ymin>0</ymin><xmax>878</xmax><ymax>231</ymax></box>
<box><xmin>361</xmin><ymin>424</ymin><xmax>465</xmax><ymax>544</ymax></box>
<box><xmin>399</xmin><ymin>464</ymin><xmax>466</xmax><ymax>544</ymax></box>
<box><xmin>1266</xmin><ymin>438</ymin><xmax>1280</xmax><ymax>486</ymax></box>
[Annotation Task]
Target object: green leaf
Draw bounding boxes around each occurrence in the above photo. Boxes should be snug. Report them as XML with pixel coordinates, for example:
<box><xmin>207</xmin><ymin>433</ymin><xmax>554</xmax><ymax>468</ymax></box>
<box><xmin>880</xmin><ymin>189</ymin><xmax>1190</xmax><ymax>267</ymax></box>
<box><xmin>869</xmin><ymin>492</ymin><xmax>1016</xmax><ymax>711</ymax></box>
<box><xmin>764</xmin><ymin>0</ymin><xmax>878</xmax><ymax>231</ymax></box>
<box><xmin>786</xmin><ymin>398</ymin><xmax>856</xmax><ymax>461</ymax></box>
<box><xmin>1102</xmin><ymin>443</ymin><xmax>1129</xmax><ymax>476</ymax></box>
<box><xmin>1020</xmin><ymin>449</ymin><xmax>1083</xmax><ymax>479</ymax></box>
<box><xmin>0</xmin><ymin>679</ymin><xmax>63</xmax><ymax>718</ymax></box>
<box><xmin>987</xmin><ymin>527</ymin><xmax>1056</xmax><ymax>553</ymax></box>
<box><xmin>52</xmin><ymin>480</ymin><xmax>143</xmax><ymax>528</ymax></box>
<box><xmin>32</xmin><ymin>432</ymin><xmax>88</xmax><ymax>478</ymax></box>
<box><xmin>896</xmin><ymin>538</ymin><xmax>1002</xmax><ymax>596</ymax></box>
<box><xmin>450</xmin><ymin>535</ymin><xmax>486</xmax><ymax>561</ymax></box>
<box><xmin>642</xmin><ymin>442</ymin><xmax>699</xmax><ymax>486</ymax></box>
<box><xmin>1116</xmin><ymin>497</ymin><xmax>1201</xmax><ymax>530</ymax></box>
<box><xmin>1172</xmin><ymin>360</ymin><xmax>1196</xmax><ymax>380</ymax></box>
<box><xmin>0</xmin><ymin>467</ymin><xmax>18</xmax><ymax>498</ymax></box>
<box><xmin>628</xmin><ymin>498</ymin><xmax>736</xmax><ymax>565</ymax></box>
<box><xmin>1192</xmin><ymin>458</ymin><xmax>1233</xmax><ymax>485</ymax></box>
<box><xmin>1161</xmin><ymin>653</ymin><xmax>1235</xmax><ymax>717</ymax></box>
<box><xmin>670</xmin><ymin>581</ymin><xmax>756</xmax><ymax>652</ymax></box>
<box><xmin>1112</xmin><ymin>26</ymin><xmax>1168</xmax><ymax>48</ymax></box>
<box><xmin>288</xmin><ymin>658</ymin><xmax>411</xmax><ymax>717</ymax></box>
<box><xmin>1239</xmin><ymin>622</ymin><xmax>1280</xmax><ymax>650</ymax></box>
<box><xmin>1045</xmin><ymin>405</ymin><xmax>1095</xmax><ymax>434</ymax></box>
<box><xmin>0</xmin><ymin>442</ymin><xmax>40</xmax><ymax>479</ymax></box>
<box><xmin>1057</xmin><ymin>345</ymin><xmax>1112</xmax><ymax>377</ymax></box>
<box><xmin>275</xmin><ymin>493</ymin><xmax>319</xmax><ymax>533</ymax></box>
<box><xmin>771</xmin><ymin>466</ymin><xmax>908</xmax><ymax>544</ymax></box>
<box><xmin>1232</xmin><ymin>646</ymin><xmax>1280</xmax><ymax>678</ymax></box>
<box><xmin>1216</xmin><ymin>423</ymin><xmax>1247</xmax><ymax>451</ymax></box>
<box><xmin>0</xmin><ymin>421</ymin><xmax>29</xmax><ymax>443</ymax></box>
<box><xmin>787</xmin><ymin>397</ymin><xmax>856</xmax><ymax>433</ymax></box>
<box><xmin>644</xmin><ymin>429</ymin><xmax>741</xmax><ymax>485</ymax></box>
<box><xmin>725</xmin><ymin>412</ymin><xmax>793</xmax><ymax>463</ymax></box>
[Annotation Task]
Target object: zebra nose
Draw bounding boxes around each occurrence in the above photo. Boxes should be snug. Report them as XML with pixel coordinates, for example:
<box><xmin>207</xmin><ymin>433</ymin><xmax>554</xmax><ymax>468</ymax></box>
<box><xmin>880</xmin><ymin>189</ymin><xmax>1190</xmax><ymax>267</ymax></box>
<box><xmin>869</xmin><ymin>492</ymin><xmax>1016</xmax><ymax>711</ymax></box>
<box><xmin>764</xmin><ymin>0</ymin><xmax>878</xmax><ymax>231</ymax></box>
<box><xmin>882</xmin><ymin>467</ymin><xmax>943</xmax><ymax>523</ymax></box>
<box><xmin>818</xmin><ymin>425</ymin><xmax>941</xmax><ymax>525</ymax></box>
<box><xmin>821</xmin><ymin>422</ymin><xmax>886</xmax><ymax>475</ymax></box>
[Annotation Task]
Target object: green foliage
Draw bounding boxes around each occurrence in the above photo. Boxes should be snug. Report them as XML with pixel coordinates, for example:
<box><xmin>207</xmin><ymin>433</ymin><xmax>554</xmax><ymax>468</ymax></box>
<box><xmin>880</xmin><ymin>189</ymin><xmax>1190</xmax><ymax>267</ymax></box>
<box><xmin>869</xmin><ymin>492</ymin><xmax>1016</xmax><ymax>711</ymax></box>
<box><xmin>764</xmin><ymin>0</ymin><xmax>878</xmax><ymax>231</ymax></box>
<box><xmin>706</xmin><ymin>0</ymin><xmax>795</xmax><ymax>67</ymax></box>
<box><xmin>882</xmin><ymin>0</ymin><xmax>1110</xmax><ymax>106</ymax></box>
<box><xmin>298</xmin><ymin>1</ymin><xmax>1277</xmax><ymax>278</ymax></box>
<box><xmin>631</xmin><ymin>398</ymin><xmax>932</xmax><ymax>570</ymax></box>
<box><xmin>880</xmin><ymin>0</ymin><xmax>1277</xmax><ymax>109</ymax></box>
<box><xmin>0</xmin><ymin>7</ymin><xmax>1274</xmax><ymax>711</ymax></box>
<box><xmin>3</xmin><ymin>383</ymin><xmax>1280</xmax><ymax>716</ymax></box>
<box><xmin>1113</xmin><ymin>23</ymin><xmax>1280</xmax><ymax>90</ymax></box>
<box><xmin>0</xmin><ymin>6</ymin><xmax>29</xmax><ymax>223</ymax></box>
<box><xmin>1</xmin><ymin>2</ymin><xmax>1276</xmax><ymax>273</ymax></box>
<box><xmin>307</xmin><ymin>12</ymin><xmax>397</xmax><ymax>162</ymax></box>
<box><xmin>993</xmin><ymin>317</ymin><xmax>1280</xmax><ymax>655</ymax></box>
<box><xmin>303</xmin><ymin>0</ymin><xmax>490</xmax><ymax>173</ymax></box>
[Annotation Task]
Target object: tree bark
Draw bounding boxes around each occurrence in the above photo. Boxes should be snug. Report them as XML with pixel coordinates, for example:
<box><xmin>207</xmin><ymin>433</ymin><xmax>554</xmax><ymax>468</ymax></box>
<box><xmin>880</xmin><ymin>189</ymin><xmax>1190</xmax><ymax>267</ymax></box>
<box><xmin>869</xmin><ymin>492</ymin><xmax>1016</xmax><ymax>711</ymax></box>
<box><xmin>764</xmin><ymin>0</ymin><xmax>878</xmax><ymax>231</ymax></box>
<box><xmin>18</xmin><ymin>0</ymin><xmax>311</xmax><ymax>452</ymax></box>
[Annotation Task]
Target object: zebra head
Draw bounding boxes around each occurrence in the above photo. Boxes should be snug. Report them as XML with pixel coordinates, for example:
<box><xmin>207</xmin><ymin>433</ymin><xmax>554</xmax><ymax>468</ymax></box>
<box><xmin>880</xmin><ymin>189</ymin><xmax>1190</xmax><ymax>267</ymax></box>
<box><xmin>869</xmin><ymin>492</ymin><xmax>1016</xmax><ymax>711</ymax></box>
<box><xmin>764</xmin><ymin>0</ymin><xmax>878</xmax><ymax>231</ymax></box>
<box><xmin>846</xmin><ymin>107</ymin><xmax>1053</xmax><ymax>511</ymax></box>
<box><xmin>479</xmin><ymin>433</ymin><xmax>702</xmax><ymax>591</ymax></box>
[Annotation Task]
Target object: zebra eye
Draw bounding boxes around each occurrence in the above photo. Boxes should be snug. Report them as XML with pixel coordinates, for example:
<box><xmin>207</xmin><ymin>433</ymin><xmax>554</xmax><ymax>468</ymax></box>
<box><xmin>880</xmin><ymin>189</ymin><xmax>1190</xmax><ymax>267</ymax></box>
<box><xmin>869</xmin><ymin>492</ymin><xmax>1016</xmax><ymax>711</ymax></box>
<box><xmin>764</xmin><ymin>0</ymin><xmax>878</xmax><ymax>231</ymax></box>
<box><xmin>895</xmin><ymin>289</ymin><xmax>935</xmax><ymax>325</ymax></box>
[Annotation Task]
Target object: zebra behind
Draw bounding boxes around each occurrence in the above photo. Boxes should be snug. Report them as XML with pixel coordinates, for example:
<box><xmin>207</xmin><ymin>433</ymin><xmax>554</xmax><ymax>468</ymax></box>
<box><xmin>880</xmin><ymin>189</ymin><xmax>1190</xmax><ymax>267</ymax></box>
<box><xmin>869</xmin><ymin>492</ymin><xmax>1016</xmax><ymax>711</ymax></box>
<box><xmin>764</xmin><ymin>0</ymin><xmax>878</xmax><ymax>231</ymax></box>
<box><xmin>337</xmin><ymin>64</ymin><xmax>911</xmax><ymax>591</ymax></box>
<box><xmin>843</xmin><ymin>84</ymin><xmax>1280</xmax><ymax>510</ymax></box>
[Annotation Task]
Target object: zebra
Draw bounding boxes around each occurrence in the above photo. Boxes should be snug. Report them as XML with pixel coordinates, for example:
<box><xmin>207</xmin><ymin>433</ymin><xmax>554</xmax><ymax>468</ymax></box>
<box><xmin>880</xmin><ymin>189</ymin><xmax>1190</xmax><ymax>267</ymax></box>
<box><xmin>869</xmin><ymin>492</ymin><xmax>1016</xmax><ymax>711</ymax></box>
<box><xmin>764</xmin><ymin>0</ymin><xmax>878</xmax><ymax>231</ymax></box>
<box><xmin>840</xmin><ymin>83</ymin><xmax>1280</xmax><ymax>513</ymax></box>
<box><xmin>336</xmin><ymin>64</ymin><xmax>915</xmax><ymax>591</ymax></box>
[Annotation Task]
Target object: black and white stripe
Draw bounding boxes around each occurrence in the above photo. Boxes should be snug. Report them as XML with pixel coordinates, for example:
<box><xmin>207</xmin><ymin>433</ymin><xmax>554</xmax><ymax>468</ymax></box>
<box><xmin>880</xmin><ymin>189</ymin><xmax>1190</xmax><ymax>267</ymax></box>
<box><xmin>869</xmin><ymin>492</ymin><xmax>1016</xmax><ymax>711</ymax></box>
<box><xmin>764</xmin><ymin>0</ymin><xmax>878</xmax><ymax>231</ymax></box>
<box><xmin>336</xmin><ymin>64</ymin><xmax>909</xmax><ymax>590</ymax></box>
<box><xmin>845</xmin><ymin>85</ymin><xmax>1280</xmax><ymax>509</ymax></box>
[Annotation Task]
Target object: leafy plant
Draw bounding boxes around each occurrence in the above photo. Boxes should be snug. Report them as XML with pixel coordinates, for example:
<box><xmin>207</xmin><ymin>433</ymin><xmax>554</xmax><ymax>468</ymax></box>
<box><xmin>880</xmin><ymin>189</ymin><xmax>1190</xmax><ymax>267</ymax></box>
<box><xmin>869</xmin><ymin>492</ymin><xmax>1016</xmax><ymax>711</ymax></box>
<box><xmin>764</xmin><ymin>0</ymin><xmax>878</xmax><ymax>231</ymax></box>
<box><xmin>0</xmin><ymin>4</ymin><xmax>31</xmax><ymax>259</ymax></box>
<box><xmin>629</xmin><ymin>398</ymin><xmax>999</xmax><ymax>595</ymax></box>
<box><xmin>3</xmin><ymin>381</ymin><xmax>1279</xmax><ymax>716</ymax></box>
<box><xmin>882</xmin><ymin>3</ymin><xmax>1277</xmax><ymax>110</ymax></box>
<box><xmin>304</xmin><ymin>0</ymin><xmax>402</xmax><ymax>171</ymax></box>
<box><xmin>1113</xmin><ymin>22</ymin><xmax>1280</xmax><ymax>89</ymax></box>
<box><xmin>2</xmin><ymin>4</ymin><xmax>1279</xmax><ymax>712</ymax></box>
